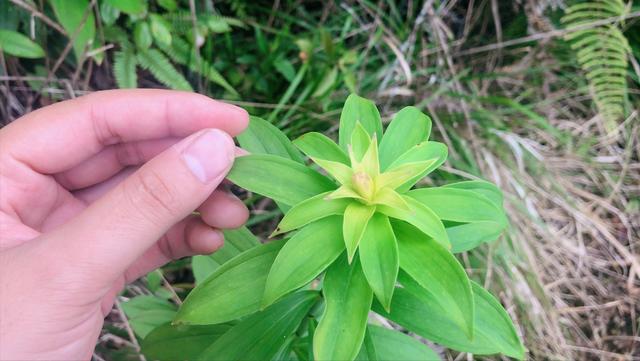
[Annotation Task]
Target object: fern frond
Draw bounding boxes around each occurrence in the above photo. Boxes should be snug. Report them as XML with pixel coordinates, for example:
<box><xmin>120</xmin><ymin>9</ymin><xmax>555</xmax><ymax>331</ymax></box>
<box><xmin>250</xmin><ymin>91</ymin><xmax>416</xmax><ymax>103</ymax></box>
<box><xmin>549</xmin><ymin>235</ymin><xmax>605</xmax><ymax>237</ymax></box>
<box><xmin>136</xmin><ymin>48</ymin><xmax>193</xmax><ymax>91</ymax></box>
<box><xmin>562</xmin><ymin>0</ymin><xmax>630</xmax><ymax>125</ymax></box>
<box><xmin>113</xmin><ymin>47</ymin><xmax>137</xmax><ymax>89</ymax></box>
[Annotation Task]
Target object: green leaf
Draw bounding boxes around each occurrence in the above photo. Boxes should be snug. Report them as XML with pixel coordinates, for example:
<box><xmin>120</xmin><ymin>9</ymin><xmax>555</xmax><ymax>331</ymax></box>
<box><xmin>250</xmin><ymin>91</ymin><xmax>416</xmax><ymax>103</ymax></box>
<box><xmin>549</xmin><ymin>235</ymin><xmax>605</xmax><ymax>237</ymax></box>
<box><xmin>379</xmin><ymin>107</ymin><xmax>432</xmax><ymax>170</ymax></box>
<box><xmin>141</xmin><ymin>323</ymin><xmax>230</xmax><ymax>361</ymax></box>
<box><xmin>113</xmin><ymin>46</ymin><xmax>137</xmax><ymax>88</ymax></box>
<box><xmin>443</xmin><ymin>180</ymin><xmax>504</xmax><ymax>207</ymax></box>
<box><xmin>377</xmin><ymin>160</ymin><xmax>437</xmax><ymax>190</ymax></box>
<box><xmin>343</xmin><ymin>202</ymin><xmax>376</xmax><ymax>262</ymax></box>
<box><xmin>134</xmin><ymin>22</ymin><xmax>152</xmax><ymax>49</ymax></box>
<box><xmin>274</xmin><ymin>192</ymin><xmax>350</xmax><ymax>235</ymax></box>
<box><xmin>312</xmin><ymin>66</ymin><xmax>338</xmax><ymax>98</ymax></box>
<box><xmin>191</xmin><ymin>227</ymin><xmax>259</xmax><ymax>284</ymax></box>
<box><xmin>312</xmin><ymin>157</ymin><xmax>354</xmax><ymax>185</ymax></box>
<box><xmin>104</xmin><ymin>0</ymin><xmax>146</xmax><ymax>15</ymax></box>
<box><xmin>136</xmin><ymin>48</ymin><xmax>192</xmax><ymax>91</ymax></box>
<box><xmin>314</xmin><ymin>256</ymin><xmax>373</xmax><ymax>361</ymax></box>
<box><xmin>122</xmin><ymin>296</ymin><xmax>176</xmax><ymax>338</ymax></box>
<box><xmin>338</xmin><ymin>94</ymin><xmax>383</xmax><ymax>150</ymax></box>
<box><xmin>387</xmin><ymin>141</ymin><xmax>448</xmax><ymax>192</ymax></box>
<box><xmin>379</xmin><ymin>197</ymin><xmax>449</xmax><ymax>249</ymax></box>
<box><xmin>359</xmin><ymin>214</ymin><xmax>398</xmax><ymax>311</ymax></box>
<box><xmin>99</xmin><ymin>1</ymin><xmax>120</xmax><ymax>26</ymax></box>
<box><xmin>198</xmin><ymin>291</ymin><xmax>318</xmax><ymax>361</ymax></box>
<box><xmin>446</xmin><ymin>221</ymin><xmax>504</xmax><ymax>253</ymax></box>
<box><xmin>350</xmin><ymin>122</ymin><xmax>372</xmax><ymax>162</ymax></box>
<box><xmin>157</xmin><ymin>0</ymin><xmax>177</xmax><ymax>11</ymax></box>
<box><xmin>366</xmin><ymin>325</ymin><xmax>442</xmax><ymax>361</ymax></box>
<box><xmin>372</xmin><ymin>187</ymin><xmax>410</xmax><ymax>210</ymax></box>
<box><xmin>227</xmin><ymin>154</ymin><xmax>336</xmax><ymax>207</ymax></box>
<box><xmin>263</xmin><ymin>217</ymin><xmax>344</xmax><ymax>307</ymax></box>
<box><xmin>374</xmin><ymin>274</ymin><xmax>525</xmax><ymax>359</ymax></box>
<box><xmin>293</xmin><ymin>132</ymin><xmax>349</xmax><ymax>165</ymax></box>
<box><xmin>237</xmin><ymin>116</ymin><xmax>305</xmax><ymax>163</ymax></box>
<box><xmin>409</xmin><ymin>187</ymin><xmax>507</xmax><ymax>225</ymax></box>
<box><xmin>150</xmin><ymin>14</ymin><xmax>172</xmax><ymax>47</ymax></box>
<box><xmin>0</xmin><ymin>30</ymin><xmax>44</xmax><ymax>58</ymax></box>
<box><xmin>175</xmin><ymin>240</ymin><xmax>284</xmax><ymax>325</ymax></box>
<box><xmin>395</xmin><ymin>224</ymin><xmax>474</xmax><ymax>338</ymax></box>
<box><xmin>50</xmin><ymin>0</ymin><xmax>96</xmax><ymax>62</ymax></box>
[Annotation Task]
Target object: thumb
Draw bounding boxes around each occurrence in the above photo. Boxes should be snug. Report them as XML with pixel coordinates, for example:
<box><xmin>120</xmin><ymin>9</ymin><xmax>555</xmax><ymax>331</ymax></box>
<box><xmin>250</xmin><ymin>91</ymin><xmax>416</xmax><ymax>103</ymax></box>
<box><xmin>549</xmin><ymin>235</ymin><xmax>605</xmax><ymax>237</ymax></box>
<box><xmin>51</xmin><ymin>128</ymin><xmax>236</xmax><ymax>282</ymax></box>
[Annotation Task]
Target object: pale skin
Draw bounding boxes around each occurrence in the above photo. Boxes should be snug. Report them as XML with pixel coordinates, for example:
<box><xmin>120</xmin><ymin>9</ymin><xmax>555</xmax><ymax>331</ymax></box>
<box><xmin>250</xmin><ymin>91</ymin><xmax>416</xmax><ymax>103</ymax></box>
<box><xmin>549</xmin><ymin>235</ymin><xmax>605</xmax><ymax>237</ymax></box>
<box><xmin>0</xmin><ymin>90</ymin><xmax>251</xmax><ymax>360</ymax></box>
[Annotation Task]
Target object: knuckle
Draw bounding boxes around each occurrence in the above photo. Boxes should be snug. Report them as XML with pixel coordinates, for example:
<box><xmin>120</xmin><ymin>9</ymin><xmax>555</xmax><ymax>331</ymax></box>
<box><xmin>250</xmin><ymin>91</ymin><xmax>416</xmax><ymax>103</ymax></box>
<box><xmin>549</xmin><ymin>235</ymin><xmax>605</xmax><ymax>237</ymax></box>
<box><xmin>125</xmin><ymin>170</ymin><xmax>180</xmax><ymax>221</ymax></box>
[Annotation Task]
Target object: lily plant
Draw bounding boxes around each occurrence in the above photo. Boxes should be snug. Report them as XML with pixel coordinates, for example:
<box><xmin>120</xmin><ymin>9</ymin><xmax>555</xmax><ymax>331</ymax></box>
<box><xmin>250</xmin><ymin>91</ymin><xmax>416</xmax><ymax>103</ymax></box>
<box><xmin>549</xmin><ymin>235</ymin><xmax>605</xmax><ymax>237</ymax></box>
<box><xmin>140</xmin><ymin>94</ymin><xmax>525</xmax><ymax>361</ymax></box>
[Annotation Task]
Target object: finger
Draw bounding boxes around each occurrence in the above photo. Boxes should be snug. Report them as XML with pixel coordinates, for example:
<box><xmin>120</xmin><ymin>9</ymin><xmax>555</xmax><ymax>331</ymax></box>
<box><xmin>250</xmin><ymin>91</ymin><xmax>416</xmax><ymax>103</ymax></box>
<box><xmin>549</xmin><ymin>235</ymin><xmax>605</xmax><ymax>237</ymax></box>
<box><xmin>123</xmin><ymin>216</ymin><xmax>224</xmax><ymax>283</ymax></box>
<box><xmin>48</xmin><ymin>128</ymin><xmax>235</xmax><ymax>283</ymax></box>
<box><xmin>57</xmin><ymin>138</ymin><xmax>180</xmax><ymax>190</ymax></box>
<box><xmin>198</xmin><ymin>190</ymin><xmax>249</xmax><ymax>229</ymax></box>
<box><xmin>1</xmin><ymin>89</ymin><xmax>248</xmax><ymax>174</ymax></box>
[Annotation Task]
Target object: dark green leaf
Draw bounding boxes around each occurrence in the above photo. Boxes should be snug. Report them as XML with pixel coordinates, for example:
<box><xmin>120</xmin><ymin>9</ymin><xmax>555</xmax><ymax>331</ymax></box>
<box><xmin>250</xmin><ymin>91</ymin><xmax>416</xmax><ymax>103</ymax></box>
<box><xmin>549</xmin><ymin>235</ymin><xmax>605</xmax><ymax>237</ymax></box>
<box><xmin>176</xmin><ymin>240</ymin><xmax>284</xmax><ymax>325</ymax></box>
<box><xmin>395</xmin><ymin>222</ymin><xmax>474</xmax><ymax>337</ymax></box>
<box><xmin>263</xmin><ymin>216</ymin><xmax>344</xmax><ymax>307</ymax></box>
<box><xmin>122</xmin><ymin>296</ymin><xmax>176</xmax><ymax>338</ymax></box>
<box><xmin>141</xmin><ymin>323</ymin><xmax>230</xmax><ymax>361</ymax></box>
<box><xmin>0</xmin><ymin>30</ymin><xmax>44</xmax><ymax>58</ymax></box>
<box><xmin>49</xmin><ymin>0</ymin><xmax>96</xmax><ymax>61</ymax></box>
<box><xmin>314</xmin><ymin>256</ymin><xmax>373</xmax><ymax>361</ymax></box>
<box><xmin>104</xmin><ymin>0</ymin><xmax>146</xmax><ymax>15</ymax></box>
<box><xmin>338</xmin><ymin>94</ymin><xmax>383</xmax><ymax>150</ymax></box>
<box><xmin>238</xmin><ymin>117</ymin><xmax>305</xmax><ymax>163</ymax></box>
<box><xmin>228</xmin><ymin>154</ymin><xmax>336</xmax><ymax>206</ymax></box>
<box><xmin>379</xmin><ymin>107</ymin><xmax>431</xmax><ymax>170</ymax></box>
<box><xmin>198</xmin><ymin>291</ymin><xmax>318</xmax><ymax>360</ymax></box>
<box><xmin>293</xmin><ymin>132</ymin><xmax>349</xmax><ymax>165</ymax></box>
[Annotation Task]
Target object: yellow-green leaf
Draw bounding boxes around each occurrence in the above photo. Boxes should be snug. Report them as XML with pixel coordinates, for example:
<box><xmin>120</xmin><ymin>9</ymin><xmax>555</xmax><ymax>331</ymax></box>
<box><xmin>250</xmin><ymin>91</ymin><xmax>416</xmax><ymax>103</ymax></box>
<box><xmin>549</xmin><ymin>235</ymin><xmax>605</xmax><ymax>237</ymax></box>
<box><xmin>338</xmin><ymin>94</ymin><xmax>383</xmax><ymax>150</ymax></box>
<box><xmin>293</xmin><ymin>132</ymin><xmax>349</xmax><ymax>165</ymax></box>
<box><xmin>273</xmin><ymin>192</ymin><xmax>350</xmax><ymax>236</ymax></box>
<box><xmin>379</xmin><ymin>196</ymin><xmax>449</xmax><ymax>248</ymax></box>
<box><xmin>343</xmin><ymin>202</ymin><xmax>376</xmax><ymax>262</ymax></box>
<box><xmin>379</xmin><ymin>106</ymin><xmax>432</xmax><ymax>170</ymax></box>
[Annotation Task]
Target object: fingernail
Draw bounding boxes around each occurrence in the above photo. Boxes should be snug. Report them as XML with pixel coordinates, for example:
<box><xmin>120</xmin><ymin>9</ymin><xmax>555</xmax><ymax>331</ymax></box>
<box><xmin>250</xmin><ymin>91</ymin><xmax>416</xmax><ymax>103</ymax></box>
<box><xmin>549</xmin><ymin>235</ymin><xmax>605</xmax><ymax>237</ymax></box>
<box><xmin>182</xmin><ymin>129</ymin><xmax>234</xmax><ymax>183</ymax></box>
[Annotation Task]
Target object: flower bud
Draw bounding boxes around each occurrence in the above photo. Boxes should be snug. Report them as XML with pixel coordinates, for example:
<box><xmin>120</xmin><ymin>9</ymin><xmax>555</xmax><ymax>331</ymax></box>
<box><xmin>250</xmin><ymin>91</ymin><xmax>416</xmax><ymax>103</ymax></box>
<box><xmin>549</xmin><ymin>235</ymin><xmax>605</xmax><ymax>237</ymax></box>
<box><xmin>351</xmin><ymin>171</ymin><xmax>375</xmax><ymax>200</ymax></box>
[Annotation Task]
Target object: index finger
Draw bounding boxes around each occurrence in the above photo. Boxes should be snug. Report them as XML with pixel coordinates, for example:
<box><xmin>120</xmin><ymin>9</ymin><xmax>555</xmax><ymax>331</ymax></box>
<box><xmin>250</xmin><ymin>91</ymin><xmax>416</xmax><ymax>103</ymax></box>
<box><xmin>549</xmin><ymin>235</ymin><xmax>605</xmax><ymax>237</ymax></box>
<box><xmin>0</xmin><ymin>89</ymin><xmax>248</xmax><ymax>174</ymax></box>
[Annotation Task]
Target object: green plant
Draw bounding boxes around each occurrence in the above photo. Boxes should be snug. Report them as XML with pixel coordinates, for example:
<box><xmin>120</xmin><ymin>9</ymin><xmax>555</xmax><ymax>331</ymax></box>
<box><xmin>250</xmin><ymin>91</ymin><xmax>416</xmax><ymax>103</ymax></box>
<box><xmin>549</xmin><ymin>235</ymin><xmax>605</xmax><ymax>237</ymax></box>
<box><xmin>138</xmin><ymin>94</ymin><xmax>525</xmax><ymax>360</ymax></box>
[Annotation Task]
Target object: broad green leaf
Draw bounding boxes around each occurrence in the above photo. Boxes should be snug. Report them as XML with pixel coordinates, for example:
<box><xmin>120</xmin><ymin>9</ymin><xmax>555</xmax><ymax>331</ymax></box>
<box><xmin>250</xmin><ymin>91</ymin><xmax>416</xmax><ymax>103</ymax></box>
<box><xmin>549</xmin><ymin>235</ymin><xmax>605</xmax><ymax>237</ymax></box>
<box><xmin>0</xmin><ymin>30</ymin><xmax>44</xmax><ymax>58</ymax></box>
<box><xmin>388</xmin><ymin>141</ymin><xmax>448</xmax><ymax>192</ymax></box>
<box><xmin>374</xmin><ymin>274</ymin><xmax>525</xmax><ymax>359</ymax></box>
<box><xmin>314</xmin><ymin>256</ymin><xmax>373</xmax><ymax>361</ymax></box>
<box><xmin>105</xmin><ymin>0</ymin><xmax>146</xmax><ymax>15</ymax></box>
<box><xmin>327</xmin><ymin>185</ymin><xmax>363</xmax><ymax>201</ymax></box>
<box><xmin>354</xmin><ymin>329</ymin><xmax>378</xmax><ymax>361</ymax></box>
<box><xmin>293</xmin><ymin>132</ymin><xmax>349</xmax><ymax>165</ymax></box>
<box><xmin>237</xmin><ymin>116</ymin><xmax>305</xmax><ymax>164</ymax></box>
<box><xmin>372</xmin><ymin>187</ymin><xmax>409</xmax><ymax>211</ymax></box>
<box><xmin>134</xmin><ymin>22</ymin><xmax>152</xmax><ymax>49</ymax></box>
<box><xmin>50</xmin><ymin>0</ymin><xmax>96</xmax><ymax>61</ymax></box>
<box><xmin>379</xmin><ymin>106</ymin><xmax>432</xmax><ymax>170</ymax></box>
<box><xmin>228</xmin><ymin>154</ymin><xmax>335</xmax><ymax>206</ymax></box>
<box><xmin>366</xmin><ymin>325</ymin><xmax>441</xmax><ymax>361</ymax></box>
<box><xmin>395</xmin><ymin>225</ymin><xmax>474</xmax><ymax>338</ymax></box>
<box><xmin>191</xmin><ymin>227</ymin><xmax>259</xmax><ymax>283</ymax></box>
<box><xmin>446</xmin><ymin>221</ymin><xmax>504</xmax><ymax>253</ymax></box>
<box><xmin>338</xmin><ymin>94</ymin><xmax>383</xmax><ymax>150</ymax></box>
<box><xmin>379</xmin><ymin>197</ymin><xmax>449</xmax><ymax>248</ymax></box>
<box><xmin>141</xmin><ymin>323</ymin><xmax>230</xmax><ymax>361</ymax></box>
<box><xmin>149</xmin><ymin>14</ymin><xmax>172</xmax><ymax>47</ymax></box>
<box><xmin>199</xmin><ymin>291</ymin><xmax>318</xmax><ymax>361</ymax></box>
<box><xmin>176</xmin><ymin>240</ymin><xmax>285</xmax><ymax>325</ymax></box>
<box><xmin>359</xmin><ymin>214</ymin><xmax>399</xmax><ymax>311</ymax></box>
<box><xmin>122</xmin><ymin>296</ymin><xmax>176</xmax><ymax>338</ymax></box>
<box><xmin>263</xmin><ymin>217</ymin><xmax>344</xmax><ymax>307</ymax></box>
<box><xmin>350</xmin><ymin>122</ymin><xmax>372</xmax><ymax>162</ymax></box>
<box><xmin>377</xmin><ymin>160</ymin><xmax>436</xmax><ymax>190</ymax></box>
<box><xmin>99</xmin><ymin>2</ymin><xmax>120</xmax><ymax>26</ymax></box>
<box><xmin>443</xmin><ymin>180</ymin><xmax>504</xmax><ymax>207</ymax></box>
<box><xmin>274</xmin><ymin>192</ymin><xmax>350</xmax><ymax>235</ymax></box>
<box><xmin>312</xmin><ymin>157</ymin><xmax>353</xmax><ymax>185</ymax></box>
<box><xmin>343</xmin><ymin>202</ymin><xmax>376</xmax><ymax>262</ymax></box>
<box><xmin>409</xmin><ymin>187</ymin><xmax>507</xmax><ymax>225</ymax></box>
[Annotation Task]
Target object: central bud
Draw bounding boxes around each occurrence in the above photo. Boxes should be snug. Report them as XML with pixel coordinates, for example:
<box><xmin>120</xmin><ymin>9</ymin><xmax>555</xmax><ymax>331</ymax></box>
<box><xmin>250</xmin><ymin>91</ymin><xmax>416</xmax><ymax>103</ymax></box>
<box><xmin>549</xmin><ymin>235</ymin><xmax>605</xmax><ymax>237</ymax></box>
<box><xmin>351</xmin><ymin>171</ymin><xmax>375</xmax><ymax>201</ymax></box>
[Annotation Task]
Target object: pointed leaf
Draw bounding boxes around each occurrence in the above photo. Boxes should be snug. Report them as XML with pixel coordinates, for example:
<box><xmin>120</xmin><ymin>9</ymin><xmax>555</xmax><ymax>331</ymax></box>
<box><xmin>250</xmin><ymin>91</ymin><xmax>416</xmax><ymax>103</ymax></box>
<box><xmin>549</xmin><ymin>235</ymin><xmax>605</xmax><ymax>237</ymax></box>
<box><xmin>293</xmin><ymin>132</ymin><xmax>349</xmax><ymax>165</ymax></box>
<box><xmin>357</xmin><ymin>136</ymin><xmax>380</xmax><ymax>176</ymax></box>
<box><xmin>395</xmin><ymin>224</ymin><xmax>474</xmax><ymax>338</ymax></box>
<box><xmin>379</xmin><ymin>106</ymin><xmax>432</xmax><ymax>170</ymax></box>
<box><xmin>122</xmin><ymin>296</ymin><xmax>176</xmax><ymax>338</ymax></box>
<box><xmin>237</xmin><ymin>116</ymin><xmax>305</xmax><ymax>164</ymax></box>
<box><xmin>338</xmin><ymin>94</ymin><xmax>383</xmax><ymax>150</ymax></box>
<box><xmin>388</xmin><ymin>141</ymin><xmax>448</xmax><ymax>192</ymax></box>
<box><xmin>0</xmin><ymin>30</ymin><xmax>45</xmax><ymax>58</ymax></box>
<box><xmin>192</xmin><ymin>227</ymin><xmax>259</xmax><ymax>283</ymax></box>
<box><xmin>350</xmin><ymin>122</ymin><xmax>372</xmax><ymax>162</ymax></box>
<box><xmin>359</xmin><ymin>214</ymin><xmax>399</xmax><ymax>311</ymax></box>
<box><xmin>312</xmin><ymin>157</ymin><xmax>353</xmax><ymax>184</ymax></box>
<box><xmin>274</xmin><ymin>192</ymin><xmax>350</xmax><ymax>235</ymax></box>
<box><xmin>366</xmin><ymin>325</ymin><xmax>442</xmax><ymax>361</ymax></box>
<box><xmin>227</xmin><ymin>154</ymin><xmax>336</xmax><ymax>206</ymax></box>
<box><xmin>378</xmin><ymin>197</ymin><xmax>449</xmax><ymax>248</ymax></box>
<box><xmin>199</xmin><ymin>291</ymin><xmax>319</xmax><ymax>361</ymax></box>
<box><xmin>377</xmin><ymin>160</ymin><xmax>436</xmax><ymax>190</ymax></box>
<box><xmin>50</xmin><ymin>0</ymin><xmax>96</xmax><ymax>61</ymax></box>
<box><xmin>327</xmin><ymin>185</ymin><xmax>363</xmax><ymax>201</ymax></box>
<box><xmin>443</xmin><ymin>180</ymin><xmax>504</xmax><ymax>207</ymax></box>
<box><xmin>141</xmin><ymin>323</ymin><xmax>231</xmax><ymax>361</ymax></box>
<box><xmin>374</xmin><ymin>274</ymin><xmax>525</xmax><ymax>359</ymax></box>
<box><xmin>175</xmin><ymin>240</ymin><xmax>285</xmax><ymax>325</ymax></box>
<box><xmin>446</xmin><ymin>221</ymin><xmax>504</xmax><ymax>253</ymax></box>
<box><xmin>372</xmin><ymin>188</ymin><xmax>410</xmax><ymax>211</ymax></box>
<box><xmin>314</xmin><ymin>256</ymin><xmax>373</xmax><ymax>361</ymax></box>
<box><xmin>343</xmin><ymin>202</ymin><xmax>376</xmax><ymax>262</ymax></box>
<box><xmin>263</xmin><ymin>217</ymin><xmax>345</xmax><ymax>307</ymax></box>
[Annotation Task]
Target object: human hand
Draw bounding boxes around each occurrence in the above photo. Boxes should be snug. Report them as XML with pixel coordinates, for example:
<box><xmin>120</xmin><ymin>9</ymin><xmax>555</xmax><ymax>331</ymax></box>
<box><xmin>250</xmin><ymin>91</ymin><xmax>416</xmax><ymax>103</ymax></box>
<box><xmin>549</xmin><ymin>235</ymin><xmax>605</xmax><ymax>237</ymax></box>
<box><xmin>0</xmin><ymin>90</ymin><xmax>249</xmax><ymax>360</ymax></box>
